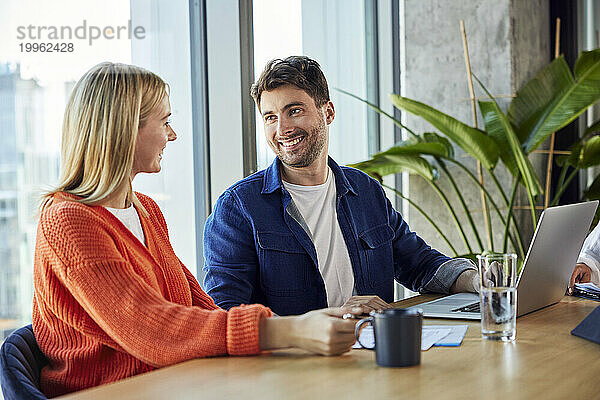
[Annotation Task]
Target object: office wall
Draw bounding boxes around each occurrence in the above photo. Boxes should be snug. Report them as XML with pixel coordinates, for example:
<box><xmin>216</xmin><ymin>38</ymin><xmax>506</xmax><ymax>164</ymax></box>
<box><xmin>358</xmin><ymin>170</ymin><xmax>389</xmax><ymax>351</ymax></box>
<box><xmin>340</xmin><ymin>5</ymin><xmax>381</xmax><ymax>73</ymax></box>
<box><xmin>400</xmin><ymin>0</ymin><xmax>550</xmax><ymax>256</ymax></box>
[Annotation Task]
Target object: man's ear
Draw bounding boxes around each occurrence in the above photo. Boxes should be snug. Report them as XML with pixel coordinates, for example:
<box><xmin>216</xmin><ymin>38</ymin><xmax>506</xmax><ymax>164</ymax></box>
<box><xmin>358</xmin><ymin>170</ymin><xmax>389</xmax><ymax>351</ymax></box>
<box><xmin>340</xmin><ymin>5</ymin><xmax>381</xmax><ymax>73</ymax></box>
<box><xmin>255</xmin><ymin>98</ymin><xmax>262</xmax><ymax>115</ymax></box>
<box><xmin>324</xmin><ymin>101</ymin><xmax>335</xmax><ymax>125</ymax></box>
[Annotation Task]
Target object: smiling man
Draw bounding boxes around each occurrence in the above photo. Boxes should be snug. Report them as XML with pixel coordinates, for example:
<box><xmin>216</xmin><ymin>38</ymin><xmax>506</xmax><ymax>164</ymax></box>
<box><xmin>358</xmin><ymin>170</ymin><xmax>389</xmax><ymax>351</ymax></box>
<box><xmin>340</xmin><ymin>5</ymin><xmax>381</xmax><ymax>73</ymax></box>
<box><xmin>203</xmin><ymin>56</ymin><xmax>478</xmax><ymax>316</ymax></box>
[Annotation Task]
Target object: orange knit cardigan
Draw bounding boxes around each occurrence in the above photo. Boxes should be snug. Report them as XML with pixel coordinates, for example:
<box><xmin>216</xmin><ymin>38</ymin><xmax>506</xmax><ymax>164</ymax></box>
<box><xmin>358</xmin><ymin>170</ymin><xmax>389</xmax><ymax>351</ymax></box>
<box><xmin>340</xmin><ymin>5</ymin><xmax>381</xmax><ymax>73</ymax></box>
<box><xmin>32</xmin><ymin>193</ymin><xmax>272</xmax><ymax>398</ymax></box>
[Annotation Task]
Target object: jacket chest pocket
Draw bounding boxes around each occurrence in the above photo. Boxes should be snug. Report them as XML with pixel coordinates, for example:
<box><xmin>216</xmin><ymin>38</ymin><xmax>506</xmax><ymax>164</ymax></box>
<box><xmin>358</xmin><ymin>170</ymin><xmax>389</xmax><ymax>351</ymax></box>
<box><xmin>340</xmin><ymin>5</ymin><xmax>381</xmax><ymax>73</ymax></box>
<box><xmin>257</xmin><ymin>232</ymin><xmax>313</xmax><ymax>295</ymax></box>
<box><xmin>359</xmin><ymin>224</ymin><xmax>394</xmax><ymax>285</ymax></box>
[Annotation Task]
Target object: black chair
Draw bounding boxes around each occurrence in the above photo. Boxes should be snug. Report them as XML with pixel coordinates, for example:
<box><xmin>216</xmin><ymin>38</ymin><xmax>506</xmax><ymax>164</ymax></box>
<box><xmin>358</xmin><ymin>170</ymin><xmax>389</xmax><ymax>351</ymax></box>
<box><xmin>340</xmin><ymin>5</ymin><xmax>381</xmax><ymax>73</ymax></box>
<box><xmin>1</xmin><ymin>325</ymin><xmax>48</xmax><ymax>400</ymax></box>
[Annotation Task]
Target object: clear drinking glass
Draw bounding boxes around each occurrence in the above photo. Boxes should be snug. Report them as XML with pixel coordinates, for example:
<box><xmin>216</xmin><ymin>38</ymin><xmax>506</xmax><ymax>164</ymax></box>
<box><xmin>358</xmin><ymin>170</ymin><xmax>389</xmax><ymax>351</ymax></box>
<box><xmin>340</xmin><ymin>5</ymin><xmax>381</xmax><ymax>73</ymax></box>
<box><xmin>477</xmin><ymin>253</ymin><xmax>518</xmax><ymax>342</ymax></box>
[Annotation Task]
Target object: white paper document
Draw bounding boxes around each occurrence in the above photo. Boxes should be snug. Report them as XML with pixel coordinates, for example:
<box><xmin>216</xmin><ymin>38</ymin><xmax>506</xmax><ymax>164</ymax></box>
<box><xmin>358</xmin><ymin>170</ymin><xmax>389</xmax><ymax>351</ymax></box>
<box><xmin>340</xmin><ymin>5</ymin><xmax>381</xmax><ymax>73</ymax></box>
<box><xmin>421</xmin><ymin>327</ymin><xmax>452</xmax><ymax>350</ymax></box>
<box><xmin>353</xmin><ymin>324</ymin><xmax>468</xmax><ymax>350</ymax></box>
<box><xmin>424</xmin><ymin>325</ymin><xmax>469</xmax><ymax>346</ymax></box>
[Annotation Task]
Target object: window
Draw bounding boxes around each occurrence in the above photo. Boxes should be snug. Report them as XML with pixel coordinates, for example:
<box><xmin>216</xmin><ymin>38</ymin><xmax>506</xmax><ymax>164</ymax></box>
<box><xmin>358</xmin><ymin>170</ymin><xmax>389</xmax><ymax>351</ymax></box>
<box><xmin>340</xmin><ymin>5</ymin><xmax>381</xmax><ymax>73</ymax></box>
<box><xmin>129</xmin><ymin>0</ymin><xmax>199</xmax><ymax>281</ymax></box>
<box><xmin>0</xmin><ymin>0</ymin><xmax>206</xmax><ymax>342</ymax></box>
<box><xmin>0</xmin><ymin>0</ymin><xmax>411</xmax><ymax>346</ymax></box>
<box><xmin>253</xmin><ymin>0</ymin><xmax>303</xmax><ymax>169</ymax></box>
<box><xmin>253</xmin><ymin>0</ymin><xmax>383</xmax><ymax>170</ymax></box>
<box><xmin>0</xmin><ymin>0</ymin><xmax>133</xmax><ymax>339</ymax></box>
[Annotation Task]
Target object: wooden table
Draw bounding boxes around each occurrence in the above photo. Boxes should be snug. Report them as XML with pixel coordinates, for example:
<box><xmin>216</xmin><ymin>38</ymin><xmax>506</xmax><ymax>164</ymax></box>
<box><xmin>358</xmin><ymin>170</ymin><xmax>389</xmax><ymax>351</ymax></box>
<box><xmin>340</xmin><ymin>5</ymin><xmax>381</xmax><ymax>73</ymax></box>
<box><xmin>58</xmin><ymin>296</ymin><xmax>600</xmax><ymax>400</ymax></box>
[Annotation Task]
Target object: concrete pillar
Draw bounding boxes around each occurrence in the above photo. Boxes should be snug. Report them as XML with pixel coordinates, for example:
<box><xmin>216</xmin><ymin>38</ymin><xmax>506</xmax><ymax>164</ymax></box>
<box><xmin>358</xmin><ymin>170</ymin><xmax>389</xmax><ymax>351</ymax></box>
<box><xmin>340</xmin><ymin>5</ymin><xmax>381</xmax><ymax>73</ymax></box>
<box><xmin>399</xmin><ymin>0</ymin><xmax>549</xmax><ymax>258</ymax></box>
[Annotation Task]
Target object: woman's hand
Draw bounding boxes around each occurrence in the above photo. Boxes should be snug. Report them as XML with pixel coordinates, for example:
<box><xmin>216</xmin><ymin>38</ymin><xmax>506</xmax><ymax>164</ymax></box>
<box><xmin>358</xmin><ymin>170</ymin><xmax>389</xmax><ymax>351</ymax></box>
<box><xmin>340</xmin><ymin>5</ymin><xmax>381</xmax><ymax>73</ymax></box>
<box><xmin>259</xmin><ymin>307</ymin><xmax>362</xmax><ymax>356</ymax></box>
<box><xmin>568</xmin><ymin>263</ymin><xmax>592</xmax><ymax>294</ymax></box>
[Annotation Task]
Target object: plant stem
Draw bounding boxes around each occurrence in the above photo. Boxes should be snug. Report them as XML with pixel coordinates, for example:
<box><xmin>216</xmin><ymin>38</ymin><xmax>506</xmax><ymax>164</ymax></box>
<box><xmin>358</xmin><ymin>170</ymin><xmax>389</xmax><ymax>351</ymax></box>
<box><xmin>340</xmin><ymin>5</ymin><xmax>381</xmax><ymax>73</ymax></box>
<box><xmin>503</xmin><ymin>179</ymin><xmax>520</xmax><ymax>253</ymax></box>
<box><xmin>382</xmin><ymin>184</ymin><xmax>459</xmax><ymax>256</ymax></box>
<box><xmin>496</xmin><ymin>167</ymin><xmax>536</xmax><ymax>232</ymax></box>
<box><xmin>436</xmin><ymin>158</ymin><xmax>484</xmax><ymax>252</ymax></box>
<box><xmin>487</xmin><ymin>169</ymin><xmax>526</xmax><ymax>256</ymax></box>
<box><xmin>445</xmin><ymin>158</ymin><xmax>524</xmax><ymax>257</ymax></box>
<box><xmin>488</xmin><ymin>170</ymin><xmax>510</xmax><ymax>205</ymax></box>
<box><xmin>557</xmin><ymin>163</ymin><xmax>569</xmax><ymax>195</ymax></box>
<box><xmin>427</xmin><ymin>180</ymin><xmax>473</xmax><ymax>254</ymax></box>
<box><xmin>481</xmin><ymin>179</ymin><xmax>494</xmax><ymax>252</ymax></box>
<box><xmin>335</xmin><ymin>88</ymin><xmax>420</xmax><ymax>140</ymax></box>
<box><xmin>525</xmin><ymin>185</ymin><xmax>538</xmax><ymax>230</ymax></box>
<box><xmin>550</xmin><ymin>168</ymin><xmax>579</xmax><ymax>206</ymax></box>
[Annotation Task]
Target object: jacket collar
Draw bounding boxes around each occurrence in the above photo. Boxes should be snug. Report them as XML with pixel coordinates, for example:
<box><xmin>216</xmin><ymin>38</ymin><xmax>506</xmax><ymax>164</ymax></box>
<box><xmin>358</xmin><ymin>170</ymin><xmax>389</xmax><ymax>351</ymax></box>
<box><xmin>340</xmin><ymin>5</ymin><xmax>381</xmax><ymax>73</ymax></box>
<box><xmin>261</xmin><ymin>156</ymin><xmax>358</xmax><ymax>196</ymax></box>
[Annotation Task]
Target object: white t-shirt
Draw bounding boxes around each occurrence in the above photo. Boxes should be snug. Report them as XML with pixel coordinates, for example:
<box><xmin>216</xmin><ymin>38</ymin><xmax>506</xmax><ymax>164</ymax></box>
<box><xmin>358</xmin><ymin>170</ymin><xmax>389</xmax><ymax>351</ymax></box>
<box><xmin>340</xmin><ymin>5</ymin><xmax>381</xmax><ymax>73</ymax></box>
<box><xmin>577</xmin><ymin>222</ymin><xmax>600</xmax><ymax>285</ymax></box>
<box><xmin>105</xmin><ymin>205</ymin><xmax>146</xmax><ymax>246</ymax></box>
<box><xmin>282</xmin><ymin>168</ymin><xmax>354</xmax><ymax>307</ymax></box>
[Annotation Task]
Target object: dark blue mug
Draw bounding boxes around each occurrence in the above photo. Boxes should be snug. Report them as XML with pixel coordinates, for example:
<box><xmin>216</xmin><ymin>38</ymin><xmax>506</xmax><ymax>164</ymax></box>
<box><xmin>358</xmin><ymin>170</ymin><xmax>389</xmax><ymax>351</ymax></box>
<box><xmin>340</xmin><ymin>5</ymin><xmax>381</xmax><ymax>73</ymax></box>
<box><xmin>355</xmin><ymin>308</ymin><xmax>423</xmax><ymax>367</ymax></box>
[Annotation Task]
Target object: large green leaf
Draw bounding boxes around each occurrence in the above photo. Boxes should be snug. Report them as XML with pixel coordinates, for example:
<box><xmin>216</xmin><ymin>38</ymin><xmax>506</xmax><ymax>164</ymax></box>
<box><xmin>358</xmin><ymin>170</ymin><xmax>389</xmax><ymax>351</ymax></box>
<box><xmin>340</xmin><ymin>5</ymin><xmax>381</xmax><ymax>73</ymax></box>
<box><xmin>558</xmin><ymin>142</ymin><xmax>582</xmax><ymax>168</ymax></box>
<box><xmin>479</xmin><ymin>101</ymin><xmax>519</xmax><ymax>177</ymax></box>
<box><xmin>375</xmin><ymin>141</ymin><xmax>450</xmax><ymax>159</ymax></box>
<box><xmin>390</xmin><ymin>95</ymin><xmax>499</xmax><ymax>170</ymax></box>
<box><xmin>519</xmin><ymin>50</ymin><xmax>600</xmax><ymax>153</ymax></box>
<box><xmin>561</xmin><ymin>136</ymin><xmax>600</xmax><ymax>168</ymax></box>
<box><xmin>349</xmin><ymin>154</ymin><xmax>437</xmax><ymax>181</ymax></box>
<box><xmin>579</xmin><ymin>136</ymin><xmax>600</xmax><ymax>168</ymax></box>
<box><xmin>508</xmin><ymin>56</ymin><xmax>574</xmax><ymax>144</ymax></box>
<box><xmin>558</xmin><ymin>119</ymin><xmax>600</xmax><ymax>163</ymax></box>
<box><xmin>477</xmin><ymin>96</ymin><xmax>543</xmax><ymax>196</ymax></box>
<box><xmin>423</xmin><ymin>132</ymin><xmax>455</xmax><ymax>159</ymax></box>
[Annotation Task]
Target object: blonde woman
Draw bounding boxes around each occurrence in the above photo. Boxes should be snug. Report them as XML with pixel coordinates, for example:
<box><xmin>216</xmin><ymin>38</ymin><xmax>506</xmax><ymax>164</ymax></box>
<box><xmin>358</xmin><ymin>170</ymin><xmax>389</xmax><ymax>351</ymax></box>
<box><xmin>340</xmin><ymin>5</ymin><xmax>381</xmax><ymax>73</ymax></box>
<box><xmin>33</xmin><ymin>62</ymin><xmax>362</xmax><ymax>397</ymax></box>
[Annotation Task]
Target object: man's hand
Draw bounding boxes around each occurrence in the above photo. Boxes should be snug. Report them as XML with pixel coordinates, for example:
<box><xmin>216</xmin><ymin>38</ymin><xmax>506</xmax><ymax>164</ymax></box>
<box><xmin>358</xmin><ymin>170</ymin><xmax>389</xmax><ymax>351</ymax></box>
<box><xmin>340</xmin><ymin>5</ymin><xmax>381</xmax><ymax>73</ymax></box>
<box><xmin>568</xmin><ymin>263</ymin><xmax>592</xmax><ymax>294</ymax></box>
<box><xmin>453</xmin><ymin>261</ymin><xmax>511</xmax><ymax>293</ymax></box>
<box><xmin>341</xmin><ymin>295</ymin><xmax>390</xmax><ymax>316</ymax></box>
<box><xmin>450</xmin><ymin>269</ymin><xmax>479</xmax><ymax>293</ymax></box>
<box><xmin>259</xmin><ymin>308</ymin><xmax>359</xmax><ymax>356</ymax></box>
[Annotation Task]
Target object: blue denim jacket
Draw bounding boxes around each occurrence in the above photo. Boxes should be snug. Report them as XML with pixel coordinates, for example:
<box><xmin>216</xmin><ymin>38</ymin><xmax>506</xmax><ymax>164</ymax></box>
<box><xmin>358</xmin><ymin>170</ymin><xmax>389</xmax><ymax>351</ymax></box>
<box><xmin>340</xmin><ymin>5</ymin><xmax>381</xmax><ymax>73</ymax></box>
<box><xmin>203</xmin><ymin>157</ymin><xmax>470</xmax><ymax>316</ymax></box>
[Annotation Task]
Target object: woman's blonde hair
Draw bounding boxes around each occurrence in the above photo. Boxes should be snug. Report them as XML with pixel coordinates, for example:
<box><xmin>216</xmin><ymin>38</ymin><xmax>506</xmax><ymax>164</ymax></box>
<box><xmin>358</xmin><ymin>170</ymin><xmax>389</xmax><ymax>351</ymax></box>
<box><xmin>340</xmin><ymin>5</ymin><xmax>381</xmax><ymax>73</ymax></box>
<box><xmin>42</xmin><ymin>62</ymin><xmax>168</xmax><ymax>213</ymax></box>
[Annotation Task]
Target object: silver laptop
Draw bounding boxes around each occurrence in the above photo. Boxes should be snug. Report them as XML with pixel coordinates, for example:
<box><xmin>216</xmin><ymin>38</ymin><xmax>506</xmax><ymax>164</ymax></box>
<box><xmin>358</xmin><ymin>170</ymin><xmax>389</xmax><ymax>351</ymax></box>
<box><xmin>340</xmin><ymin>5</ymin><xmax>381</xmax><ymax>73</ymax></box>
<box><xmin>411</xmin><ymin>201</ymin><xmax>599</xmax><ymax>320</ymax></box>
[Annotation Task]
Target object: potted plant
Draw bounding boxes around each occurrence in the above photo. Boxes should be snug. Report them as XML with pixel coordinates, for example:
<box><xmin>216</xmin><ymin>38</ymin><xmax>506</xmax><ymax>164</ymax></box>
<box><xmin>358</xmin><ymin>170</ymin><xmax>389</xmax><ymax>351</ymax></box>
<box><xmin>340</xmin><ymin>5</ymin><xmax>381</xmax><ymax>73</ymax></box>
<box><xmin>340</xmin><ymin>49</ymin><xmax>600</xmax><ymax>261</ymax></box>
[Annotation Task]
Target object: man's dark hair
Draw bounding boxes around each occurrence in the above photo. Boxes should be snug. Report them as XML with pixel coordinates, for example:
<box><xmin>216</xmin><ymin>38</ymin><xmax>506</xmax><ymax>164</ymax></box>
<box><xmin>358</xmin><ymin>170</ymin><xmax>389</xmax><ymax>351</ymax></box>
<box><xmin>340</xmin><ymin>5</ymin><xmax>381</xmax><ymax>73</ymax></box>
<box><xmin>251</xmin><ymin>56</ymin><xmax>330</xmax><ymax>110</ymax></box>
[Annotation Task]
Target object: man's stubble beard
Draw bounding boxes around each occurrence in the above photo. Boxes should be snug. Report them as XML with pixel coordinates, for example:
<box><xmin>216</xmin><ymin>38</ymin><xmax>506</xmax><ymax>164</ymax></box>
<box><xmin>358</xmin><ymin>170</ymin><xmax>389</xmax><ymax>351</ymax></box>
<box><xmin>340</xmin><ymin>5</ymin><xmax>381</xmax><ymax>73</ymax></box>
<box><xmin>276</xmin><ymin>118</ymin><xmax>327</xmax><ymax>168</ymax></box>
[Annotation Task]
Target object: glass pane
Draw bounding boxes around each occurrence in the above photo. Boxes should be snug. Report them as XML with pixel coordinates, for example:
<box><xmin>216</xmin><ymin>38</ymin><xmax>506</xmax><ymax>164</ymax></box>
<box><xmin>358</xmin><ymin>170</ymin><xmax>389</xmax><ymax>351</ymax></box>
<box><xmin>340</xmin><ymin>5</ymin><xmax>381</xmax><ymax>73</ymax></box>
<box><xmin>0</xmin><ymin>0</ymin><xmax>131</xmax><ymax>340</ymax></box>
<box><xmin>253</xmin><ymin>0</ymin><xmax>372</xmax><ymax>170</ymax></box>
<box><xmin>253</xmin><ymin>0</ymin><xmax>303</xmax><ymax>170</ymax></box>
<box><xmin>129</xmin><ymin>0</ymin><xmax>197</xmax><ymax>278</ymax></box>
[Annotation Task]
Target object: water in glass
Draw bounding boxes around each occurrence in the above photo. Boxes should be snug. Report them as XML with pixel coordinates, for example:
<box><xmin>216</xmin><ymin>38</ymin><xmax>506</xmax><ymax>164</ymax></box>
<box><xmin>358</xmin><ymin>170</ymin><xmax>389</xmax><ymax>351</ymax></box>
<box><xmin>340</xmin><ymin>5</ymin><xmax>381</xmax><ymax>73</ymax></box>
<box><xmin>480</xmin><ymin>286</ymin><xmax>516</xmax><ymax>341</ymax></box>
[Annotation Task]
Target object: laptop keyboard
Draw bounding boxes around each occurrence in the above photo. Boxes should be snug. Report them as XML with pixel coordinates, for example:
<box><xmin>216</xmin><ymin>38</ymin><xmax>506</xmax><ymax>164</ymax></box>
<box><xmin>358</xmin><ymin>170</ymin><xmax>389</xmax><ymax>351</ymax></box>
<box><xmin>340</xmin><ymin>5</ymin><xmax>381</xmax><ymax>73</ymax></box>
<box><xmin>451</xmin><ymin>302</ymin><xmax>480</xmax><ymax>313</ymax></box>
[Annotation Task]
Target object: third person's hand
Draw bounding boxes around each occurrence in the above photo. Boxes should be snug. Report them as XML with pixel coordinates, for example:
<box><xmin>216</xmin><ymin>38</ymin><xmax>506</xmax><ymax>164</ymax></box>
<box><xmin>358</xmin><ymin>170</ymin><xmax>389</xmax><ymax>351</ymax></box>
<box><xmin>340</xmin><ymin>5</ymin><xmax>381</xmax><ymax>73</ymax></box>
<box><xmin>568</xmin><ymin>263</ymin><xmax>592</xmax><ymax>294</ymax></box>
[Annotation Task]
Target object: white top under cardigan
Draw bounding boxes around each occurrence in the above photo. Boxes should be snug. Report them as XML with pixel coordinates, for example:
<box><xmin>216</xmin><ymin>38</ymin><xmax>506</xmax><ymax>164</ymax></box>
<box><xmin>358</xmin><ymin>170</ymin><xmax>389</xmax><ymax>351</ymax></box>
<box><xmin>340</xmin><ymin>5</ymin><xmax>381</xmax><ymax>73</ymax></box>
<box><xmin>105</xmin><ymin>205</ymin><xmax>147</xmax><ymax>246</ymax></box>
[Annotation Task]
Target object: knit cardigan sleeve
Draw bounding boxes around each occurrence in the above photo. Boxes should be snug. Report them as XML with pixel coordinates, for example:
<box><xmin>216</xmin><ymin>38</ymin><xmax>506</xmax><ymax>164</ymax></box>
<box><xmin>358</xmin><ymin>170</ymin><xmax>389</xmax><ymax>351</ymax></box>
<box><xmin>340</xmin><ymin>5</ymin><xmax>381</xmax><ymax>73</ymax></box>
<box><xmin>139</xmin><ymin>193</ymin><xmax>224</xmax><ymax>311</ymax></box>
<box><xmin>180</xmin><ymin>262</ymin><xmax>222</xmax><ymax>308</ymax></box>
<box><xmin>38</xmin><ymin>202</ymin><xmax>271</xmax><ymax>367</ymax></box>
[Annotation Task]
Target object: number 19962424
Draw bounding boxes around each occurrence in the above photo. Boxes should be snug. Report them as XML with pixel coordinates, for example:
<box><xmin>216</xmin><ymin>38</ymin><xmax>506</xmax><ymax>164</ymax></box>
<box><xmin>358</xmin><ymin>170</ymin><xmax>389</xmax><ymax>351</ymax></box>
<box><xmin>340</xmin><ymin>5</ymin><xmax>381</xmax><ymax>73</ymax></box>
<box><xmin>19</xmin><ymin>42</ymin><xmax>74</xmax><ymax>52</ymax></box>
